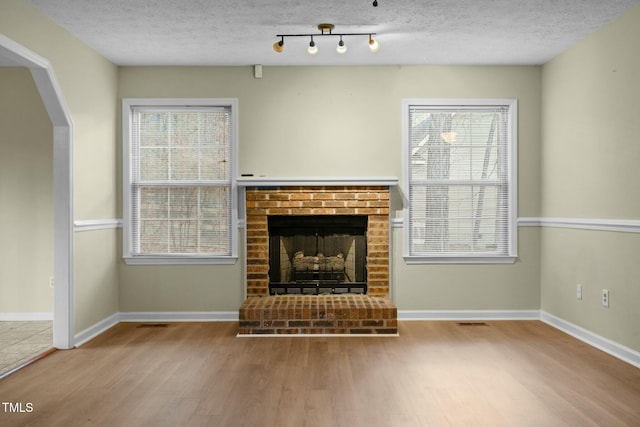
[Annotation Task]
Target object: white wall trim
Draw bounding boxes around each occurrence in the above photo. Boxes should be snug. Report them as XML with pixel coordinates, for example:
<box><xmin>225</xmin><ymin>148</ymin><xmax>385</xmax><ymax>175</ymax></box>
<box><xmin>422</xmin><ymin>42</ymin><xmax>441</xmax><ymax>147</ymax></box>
<box><xmin>74</xmin><ymin>313</ymin><xmax>120</xmax><ymax>347</ymax></box>
<box><xmin>0</xmin><ymin>312</ymin><xmax>54</xmax><ymax>321</ymax></box>
<box><xmin>74</xmin><ymin>219</ymin><xmax>123</xmax><ymax>232</ymax></box>
<box><xmin>393</xmin><ymin>216</ymin><xmax>640</xmax><ymax>234</ymax></box>
<box><xmin>518</xmin><ymin>217</ymin><xmax>640</xmax><ymax>233</ymax></box>
<box><xmin>237</xmin><ymin>176</ymin><xmax>399</xmax><ymax>187</ymax></box>
<box><xmin>541</xmin><ymin>311</ymin><xmax>640</xmax><ymax>369</ymax></box>
<box><xmin>0</xmin><ymin>34</ymin><xmax>75</xmax><ymax>350</ymax></box>
<box><xmin>119</xmin><ymin>311</ymin><xmax>239</xmax><ymax>322</ymax></box>
<box><xmin>398</xmin><ymin>310</ymin><xmax>540</xmax><ymax>321</ymax></box>
<box><xmin>516</xmin><ymin>217</ymin><xmax>542</xmax><ymax>227</ymax></box>
<box><xmin>123</xmin><ymin>256</ymin><xmax>238</xmax><ymax>266</ymax></box>
<box><xmin>391</xmin><ymin>217</ymin><xmax>403</xmax><ymax>228</ymax></box>
<box><xmin>73</xmin><ymin>312</ymin><xmax>239</xmax><ymax>346</ymax></box>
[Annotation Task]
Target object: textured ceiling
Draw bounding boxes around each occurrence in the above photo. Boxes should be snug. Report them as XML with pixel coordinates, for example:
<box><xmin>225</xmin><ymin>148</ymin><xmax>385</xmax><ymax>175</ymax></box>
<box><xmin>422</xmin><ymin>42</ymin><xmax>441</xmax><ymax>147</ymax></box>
<box><xmin>28</xmin><ymin>0</ymin><xmax>640</xmax><ymax>66</ymax></box>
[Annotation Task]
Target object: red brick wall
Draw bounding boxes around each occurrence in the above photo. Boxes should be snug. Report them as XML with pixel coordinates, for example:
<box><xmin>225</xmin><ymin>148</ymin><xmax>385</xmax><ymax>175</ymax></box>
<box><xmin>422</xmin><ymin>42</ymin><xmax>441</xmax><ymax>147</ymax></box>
<box><xmin>245</xmin><ymin>186</ymin><xmax>390</xmax><ymax>297</ymax></box>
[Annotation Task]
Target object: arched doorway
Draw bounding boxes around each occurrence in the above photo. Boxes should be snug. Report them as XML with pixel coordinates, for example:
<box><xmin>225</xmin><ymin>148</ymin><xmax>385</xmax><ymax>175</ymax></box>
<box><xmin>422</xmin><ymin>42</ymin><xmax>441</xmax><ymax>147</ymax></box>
<box><xmin>0</xmin><ymin>34</ymin><xmax>74</xmax><ymax>349</ymax></box>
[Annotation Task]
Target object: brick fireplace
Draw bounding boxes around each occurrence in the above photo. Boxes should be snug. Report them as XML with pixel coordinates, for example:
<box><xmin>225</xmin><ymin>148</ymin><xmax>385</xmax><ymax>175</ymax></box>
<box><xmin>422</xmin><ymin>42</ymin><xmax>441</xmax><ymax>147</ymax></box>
<box><xmin>237</xmin><ymin>178</ymin><xmax>398</xmax><ymax>335</ymax></box>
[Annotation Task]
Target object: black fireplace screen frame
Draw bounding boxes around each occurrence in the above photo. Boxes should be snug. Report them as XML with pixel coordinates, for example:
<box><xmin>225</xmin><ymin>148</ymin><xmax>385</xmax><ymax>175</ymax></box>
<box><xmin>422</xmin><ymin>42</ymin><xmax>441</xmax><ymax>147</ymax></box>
<box><xmin>268</xmin><ymin>215</ymin><xmax>368</xmax><ymax>295</ymax></box>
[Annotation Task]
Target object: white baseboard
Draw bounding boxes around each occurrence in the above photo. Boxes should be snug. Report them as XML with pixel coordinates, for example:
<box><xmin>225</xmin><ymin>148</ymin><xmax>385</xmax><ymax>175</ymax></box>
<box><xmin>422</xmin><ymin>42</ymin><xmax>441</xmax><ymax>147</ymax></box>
<box><xmin>398</xmin><ymin>310</ymin><xmax>540</xmax><ymax>321</ymax></box>
<box><xmin>540</xmin><ymin>311</ymin><xmax>640</xmax><ymax>369</ymax></box>
<box><xmin>74</xmin><ymin>313</ymin><xmax>120</xmax><ymax>347</ymax></box>
<box><xmin>119</xmin><ymin>311</ymin><xmax>239</xmax><ymax>322</ymax></box>
<box><xmin>73</xmin><ymin>311</ymin><xmax>238</xmax><ymax>347</ymax></box>
<box><xmin>77</xmin><ymin>309</ymin><xmax>422</xmax><ymax>344</ymax></box>
<box><xmin>0</xmin><ymin>312</ymin><xmax>53</xmax><ymax>321</ymax></box>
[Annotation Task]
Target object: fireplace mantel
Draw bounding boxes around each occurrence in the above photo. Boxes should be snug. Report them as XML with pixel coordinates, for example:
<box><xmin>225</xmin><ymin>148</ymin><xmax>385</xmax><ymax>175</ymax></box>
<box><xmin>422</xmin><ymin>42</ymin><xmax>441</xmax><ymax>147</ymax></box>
<box><xmin>237</xmin><ymin>176</ymin><xmax>399</xmax><ymax>187</ymax></box>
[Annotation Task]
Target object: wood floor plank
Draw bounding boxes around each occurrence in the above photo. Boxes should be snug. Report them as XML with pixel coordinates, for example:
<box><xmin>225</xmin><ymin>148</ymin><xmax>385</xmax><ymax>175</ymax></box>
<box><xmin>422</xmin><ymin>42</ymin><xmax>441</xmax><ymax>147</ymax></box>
<box><xmin>1</xmin><ymin>321</ymin><xmax>639</xmax><ymax>426</ymax></box>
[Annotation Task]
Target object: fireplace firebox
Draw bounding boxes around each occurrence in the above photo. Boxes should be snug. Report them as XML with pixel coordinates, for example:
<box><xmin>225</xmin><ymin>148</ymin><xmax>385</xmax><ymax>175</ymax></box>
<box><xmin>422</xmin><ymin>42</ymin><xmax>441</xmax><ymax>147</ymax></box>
<box><xmin>268</xmin><ymin>215</ymin><xmax>367</xmax><ymax>295</ymax></box>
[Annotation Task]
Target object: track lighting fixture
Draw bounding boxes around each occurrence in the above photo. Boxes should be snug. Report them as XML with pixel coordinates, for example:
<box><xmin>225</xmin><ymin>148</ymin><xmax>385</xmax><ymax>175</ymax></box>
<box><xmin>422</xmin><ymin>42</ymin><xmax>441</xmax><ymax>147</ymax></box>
<box><xmin>372</xmin><ymin>0</ymin><xmax>378</xmax><ymax>6</ymax></box>
<box><xmin>272</xmin><ymin>23</ymin><xmax>379</xmax><ymax>55</ymax></box>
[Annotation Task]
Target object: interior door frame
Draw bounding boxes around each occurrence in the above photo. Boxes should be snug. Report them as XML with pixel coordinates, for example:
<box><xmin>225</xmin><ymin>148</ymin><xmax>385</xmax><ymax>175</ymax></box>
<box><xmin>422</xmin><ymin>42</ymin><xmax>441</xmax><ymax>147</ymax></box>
<box><xmin>0</xmin><ymin>34</ymin><xmax>74</xmax><ymax>349</ymax></box>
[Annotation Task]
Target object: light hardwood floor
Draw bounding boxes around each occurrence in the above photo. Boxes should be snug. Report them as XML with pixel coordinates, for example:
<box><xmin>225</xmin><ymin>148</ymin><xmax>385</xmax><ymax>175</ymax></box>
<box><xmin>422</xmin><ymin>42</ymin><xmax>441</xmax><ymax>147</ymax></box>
<box><xmin>1</xmin><ymin>321</ymin><xmax>639</xmax><ymax>426</ymax></box>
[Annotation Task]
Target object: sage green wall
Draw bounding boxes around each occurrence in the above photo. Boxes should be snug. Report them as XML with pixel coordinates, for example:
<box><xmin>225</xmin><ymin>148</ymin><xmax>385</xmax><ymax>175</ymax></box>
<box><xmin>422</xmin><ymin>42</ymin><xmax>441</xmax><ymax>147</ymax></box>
<box><xmin>541</xmin><ymin>5</ymin><xmax>640</xmax><ymax>351</ymax></box>
<box><xmin>1</xmin><ymin>0</ymin><xmax>119</xmax><ymax>332</ymax></box>
<box><xmin>0</xmin><ymin>68</ymin><xmax>53</xmax><ymax>314</ymax></box>
<box><xmin>394</xmin><ymin>228</ymin><xmax>541</xmax><ymax>311</ymax></box>
<box><xmin>117</xmin><ymin>65</ymin><xmax>542</xmax><ymax>312</ymax></box>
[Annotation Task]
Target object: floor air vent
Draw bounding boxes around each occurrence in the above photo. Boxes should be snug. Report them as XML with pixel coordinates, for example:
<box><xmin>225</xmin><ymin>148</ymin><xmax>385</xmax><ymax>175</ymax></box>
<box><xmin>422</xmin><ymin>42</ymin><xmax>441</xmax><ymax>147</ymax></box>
<box><xmin>136</xmin><ymin>323</ymin><xmax>169</xmax><ymax>328</ymax></box>
<box><xmin>458</xmin><ymin>322</ymin><xmax>489</xmax><ymax>326</ymax></box>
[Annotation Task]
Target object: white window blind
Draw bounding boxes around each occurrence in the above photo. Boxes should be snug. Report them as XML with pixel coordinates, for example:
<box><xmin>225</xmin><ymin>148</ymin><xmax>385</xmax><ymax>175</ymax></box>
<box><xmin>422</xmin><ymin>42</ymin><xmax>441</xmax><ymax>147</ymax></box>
<box><xmin>123</xmin><ymin>100</ymin><xmax>237</xmax><ymax>263</ymax></box>
<box><xmin>404</xmin><ymin>100</ymin><xmax>517</xmax><ymax>263</ymax></box>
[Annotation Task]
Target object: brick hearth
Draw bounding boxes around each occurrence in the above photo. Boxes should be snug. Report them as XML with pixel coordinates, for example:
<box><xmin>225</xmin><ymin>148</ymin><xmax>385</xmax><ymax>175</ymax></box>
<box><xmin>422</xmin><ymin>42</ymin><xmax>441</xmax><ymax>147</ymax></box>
<box><xmin>239</xmin><ymin>295</ymin><xmax>397</xmax><ymax>335</ymax></box>
<box><xmin>238</xmin><ymin>183</ymin><xmax>397</xmax><ymax>335</ymax></box>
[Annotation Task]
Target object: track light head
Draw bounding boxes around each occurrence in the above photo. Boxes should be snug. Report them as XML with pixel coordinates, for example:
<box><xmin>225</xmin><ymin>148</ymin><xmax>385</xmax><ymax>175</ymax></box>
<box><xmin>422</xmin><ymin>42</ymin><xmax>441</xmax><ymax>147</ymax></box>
<box><xmin>336</xmin><ymin>37</ymin><xmax>347</xmax><ymax>54</ymax></box>
<box><xmin>273</xmin><ymin>37</ymin><xmax>284</xmax><ymax>53</ymax></box>
<box><xmin>307</xmin><ymin>37</ymin><xmax>318</xmax><ymax>55</ymax></box>
<box><xmin>369</xmin><ymin>34</ymin><xmax>380</xmax><ymax>52</ymax></box>
<box><xmin>373</xmin><ymin>0</ymin><xmax>378</xmax><ymax>6</ymax></box>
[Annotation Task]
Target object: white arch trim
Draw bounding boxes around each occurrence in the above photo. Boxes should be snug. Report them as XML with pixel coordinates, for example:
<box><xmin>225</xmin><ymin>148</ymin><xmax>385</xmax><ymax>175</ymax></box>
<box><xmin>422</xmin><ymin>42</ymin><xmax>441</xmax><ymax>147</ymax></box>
<box><xmin>0</xmin><ymin>34</ymin><xmax>74</xmax><ymax>349</ymax></box>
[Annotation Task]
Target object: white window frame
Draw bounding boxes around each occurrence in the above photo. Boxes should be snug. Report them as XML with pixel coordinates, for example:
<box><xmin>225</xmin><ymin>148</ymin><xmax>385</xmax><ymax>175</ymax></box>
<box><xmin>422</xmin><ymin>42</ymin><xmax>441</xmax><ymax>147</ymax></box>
<box><xmin>402</xmin><ymin>98</ymin><xmax>518</xmax><ymax>264</ymax></box>
<box><xmin>122</xmin><ymin>98</ymin><xmax>238</xmax><ymax>265</ymax></box>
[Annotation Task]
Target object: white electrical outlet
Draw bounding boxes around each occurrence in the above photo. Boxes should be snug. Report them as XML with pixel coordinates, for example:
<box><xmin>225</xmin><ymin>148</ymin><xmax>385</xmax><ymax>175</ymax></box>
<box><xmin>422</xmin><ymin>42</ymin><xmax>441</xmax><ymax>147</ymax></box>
<box><xmin>49</xmin><ymin>276</ymin><xmax>54</xmax><ymax>288</ymax></box>
<box><xmin>576</xmin><ymin>284</ymin><xmax>583</xmax><ymax>300</ymax></box>
<box><xmin>602</xmin><ymin>289</ymin><xmax>609</xmax><ymax>307</ymax></box>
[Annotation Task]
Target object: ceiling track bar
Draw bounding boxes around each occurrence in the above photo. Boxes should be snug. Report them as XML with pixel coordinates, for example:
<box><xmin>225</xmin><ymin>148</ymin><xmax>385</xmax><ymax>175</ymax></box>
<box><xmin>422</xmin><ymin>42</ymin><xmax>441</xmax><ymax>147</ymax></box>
<box><xmin>276</xmin><ymin>33</ymin><xmax>376</xmax><ymax>38</ymax></box>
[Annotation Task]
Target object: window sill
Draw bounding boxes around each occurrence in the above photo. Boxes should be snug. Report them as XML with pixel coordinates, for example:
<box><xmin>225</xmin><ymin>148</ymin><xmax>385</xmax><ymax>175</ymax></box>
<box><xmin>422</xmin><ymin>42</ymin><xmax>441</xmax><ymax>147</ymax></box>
<box><xmin>404</xmin><ymin>255</ymin><xmax>517</xmax><ymax>265</ymax></box>
<box><xmin>123</xmin><ymin>256</ymin><xmax>238</xmax><ymax>265</ymax></box>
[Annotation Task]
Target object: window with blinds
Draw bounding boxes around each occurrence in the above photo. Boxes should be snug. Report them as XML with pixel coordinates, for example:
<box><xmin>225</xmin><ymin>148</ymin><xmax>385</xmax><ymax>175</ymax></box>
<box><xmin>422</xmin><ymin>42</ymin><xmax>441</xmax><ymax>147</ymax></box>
<box><xmin>122</xmin><ymin>99</ymin><xmax>237</xmax><ymax>264</ymax></box>
<box><xmin>403</xmin><ymin>99</ymin><xmax>517</xmax><ymax>263</ymax></box>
